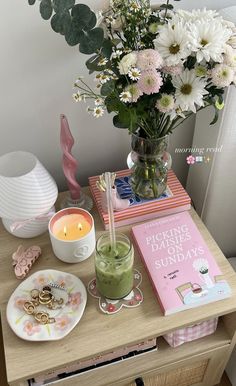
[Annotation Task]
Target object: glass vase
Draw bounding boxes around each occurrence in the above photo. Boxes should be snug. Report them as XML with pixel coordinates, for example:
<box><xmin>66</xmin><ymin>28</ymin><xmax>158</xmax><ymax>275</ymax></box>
<box><xmin>95</xmin><ymin>233</ymin><xmax>134</xmax><ymax>299</ymax></box>
<box><xmin>130</xmin><ymin>133</ymin><xmax>171</xmax><ymax>199</ymax></box>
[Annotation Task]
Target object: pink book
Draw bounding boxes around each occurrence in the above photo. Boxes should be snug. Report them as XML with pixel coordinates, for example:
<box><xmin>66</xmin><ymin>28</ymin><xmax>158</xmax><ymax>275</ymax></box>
<box><xmin>132</xmin><ymin>211</ymin><xmax>231</xmax><ymax>315</ymax></box>
<box><xmin>89</xmin><ymin>169</ymin><xmax>191</xmax><ymax>230</ymax></box>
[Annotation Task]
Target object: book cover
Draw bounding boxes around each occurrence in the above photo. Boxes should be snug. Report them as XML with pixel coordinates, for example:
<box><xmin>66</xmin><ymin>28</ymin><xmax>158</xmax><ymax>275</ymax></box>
<box><xmin>89</xmin><ymin>169</ymin><xmax>191</xmax><ymax>229</ymax></box>
<box><xmin>132</xmin><ymin>211</ymin><xmax>231</xmax><ymax>315</ymax></box>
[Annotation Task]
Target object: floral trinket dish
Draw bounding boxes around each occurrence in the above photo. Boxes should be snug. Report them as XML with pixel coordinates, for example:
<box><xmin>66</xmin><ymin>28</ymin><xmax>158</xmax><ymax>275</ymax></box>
<box><xmin>7</xmin><ymin>269</ymin><xmax>87</xmax><ymax>341</ymax></box>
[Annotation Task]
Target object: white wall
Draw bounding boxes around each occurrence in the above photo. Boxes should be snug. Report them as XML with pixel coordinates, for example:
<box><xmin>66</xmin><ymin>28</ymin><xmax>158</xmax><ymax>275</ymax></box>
<box><xmin>0</xmin><ymin>0</ymin><xmax>235</xmax><ymax>191</ymax></box>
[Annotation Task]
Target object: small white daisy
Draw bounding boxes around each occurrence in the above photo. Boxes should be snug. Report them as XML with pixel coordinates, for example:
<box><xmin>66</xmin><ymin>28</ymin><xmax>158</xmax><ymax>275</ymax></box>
<box><xmin>98</xmin><ymin>57</ymin><xmax>108</xmax><ymax>66</ymax></box>
<box><xmin>119</xmin><ymin>91</ymin><xmax>132</xmax><ymax>103</ymax></box>
<box><xmin>128</xmin><ymin>67</ymin><xmax>141</xmax><ymax>81</ymax></box>
<box><xmin>72</xmin><ymin>92</ymin><xmax>83</xmax><ymax>102</ymax></box>
<box><xmin>111</xmin><ymin>50</ymin><xmax>123</xmax><ymax>59</ymax></box>
<box><xmin>130</xmin><ymin>2</ymin><xmax>141</xmax><ymax>12</ymax></box>
<box><xmin>100</xmin><ymin>74</ymin><xmax>110</xmax><ymax>84</ymax></box>
<box><xmin>94</xmin><ymin>74</ymin><xmax>102</xmax><ymax>82</ymax></box>
<box><xmin>93</xmin><ymin>107</ymin><xmax>104</xmax><ymax>118</ymax></box>
<box><xmin>94</xmin><ymin>98</ymin><xmax>103</xmax><ymax>106</ymax></box>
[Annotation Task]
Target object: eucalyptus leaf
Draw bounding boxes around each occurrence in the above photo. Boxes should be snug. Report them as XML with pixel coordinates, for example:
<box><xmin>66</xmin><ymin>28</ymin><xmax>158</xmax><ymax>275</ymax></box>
<box><xmin>160</xmin><ymin>4</ymin><xmax>174</xmax><ymax>9</ymax></box>
<box><xmin>105</xmin><ymin>93</ymin><xmax>123</xmax><ymax>113</ymax></box>
<box><xmin>101</xmin><ymin>80</ymin><xmax>115</xmax><ymax>96</ymax></box>
<box><xmin>65</xmin><ymin>22</ymin><xmax>84</xmax><ymax>46</ymax></box>
<box><xmin>113</xmin><ymin>114</ymin><xmax>129</xmax><ymax>129</ymax></box>
<box><xmin>83</xmin><ymin>12</ymin><xmax>97</xmax><ymax>31</ymax></box>
<box><xmin>79</xmin><ymin>28</ymin><xmax>104</xmax><ymax>54</ymax></box>
<box><xmin>40</xmin><ymin>0</ymin><xmax>53</xmax><ymax>20</ymax></box>
<box><xmin>101</xmin><ymin>39</ymin><xmax>113</xmax><ymax>59</ymax></box>
<box><xmin>53</xmin><ymin>0</ymin><xmax>75</xmax><ymax>14</ymax></box>
<box><xmin>71</xmin><ymin>4</ymin><xmax>92</xmax><ymax>22</ymax></box>
<box><xmin>86</xmin><ymin>55</ymin><xmax>103</xmax><ymax>72</ymax></box>
<box><xmin>51</xmin><ymin>13</ymin><xmax>65</xmax><ymax>34</ymax></box>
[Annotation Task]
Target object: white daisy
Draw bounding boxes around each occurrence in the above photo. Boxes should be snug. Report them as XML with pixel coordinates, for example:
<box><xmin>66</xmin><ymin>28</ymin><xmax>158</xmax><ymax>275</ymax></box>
<box><xmin>93</xmin><ymin>107</ymin><xmax>104</xmax><ymax>118</ymax></box>
<box><xmin>172</xmin><ymin>69</ymin><xmax>208</xmax><ymax>113</ymax></box>
<box><xmin>191</xmin><ymin>19</ymin><xmax>232</xmax><ymax>63</ymax></box>
<box><xmin>211</xmin><ymin>64</ymin><xmax>234</xmax><ymax>87</ymax></box>
<box><xmin>175</xmin><ymin>8</ymin><xmax>220</xmax><ymax>23</ymax></box>
<box><xmin>128</xmin><ymin>67</ymin><xmax>141</xmax><ymax>81</ymax></box>
<box><xmin>154</xmin><ymin>22</ymin><xmax>192</xmax><ymax>66</ymax></box>
<box><xmin>119</xmin><ymin>91</ymin><xmax>132</xmax><ymax>103</ymax></box>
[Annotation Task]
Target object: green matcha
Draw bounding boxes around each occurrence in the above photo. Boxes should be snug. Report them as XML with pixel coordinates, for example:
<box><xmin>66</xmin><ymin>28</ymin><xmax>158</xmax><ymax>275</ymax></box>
<box><xmin>95</xmin><ymin>241</ymin><xmax>133</xmax><ymax>299</ymax></box>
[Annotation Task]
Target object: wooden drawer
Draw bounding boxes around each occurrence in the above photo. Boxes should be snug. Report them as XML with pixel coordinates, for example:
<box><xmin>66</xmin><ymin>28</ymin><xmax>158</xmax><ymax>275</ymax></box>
<box><xmin>32</xmin><ymin>324</ymin><xmax>230</xmax><ymax>386</ymax></box>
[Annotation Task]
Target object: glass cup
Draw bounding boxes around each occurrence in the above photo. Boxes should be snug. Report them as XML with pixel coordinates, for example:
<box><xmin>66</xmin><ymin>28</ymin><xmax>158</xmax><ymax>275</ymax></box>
<box><xmin>95</xmin><ymin>233</ymin><xmax>134</xmax><ymax>299</ymax></box>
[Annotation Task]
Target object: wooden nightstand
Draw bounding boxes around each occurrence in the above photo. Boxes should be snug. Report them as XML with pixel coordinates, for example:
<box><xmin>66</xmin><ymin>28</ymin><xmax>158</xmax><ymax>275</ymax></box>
<box><xmin>0</xmin><ymin>190</ymin><xmax>236</xmax><ymax>386</ymax></box>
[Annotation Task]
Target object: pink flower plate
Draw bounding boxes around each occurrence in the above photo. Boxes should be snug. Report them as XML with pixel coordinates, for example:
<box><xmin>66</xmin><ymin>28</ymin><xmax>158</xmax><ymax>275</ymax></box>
<box><xmin>6</xmin><ymin>269</ymin><xmax>87</xmax><ymax>341</ymax></box>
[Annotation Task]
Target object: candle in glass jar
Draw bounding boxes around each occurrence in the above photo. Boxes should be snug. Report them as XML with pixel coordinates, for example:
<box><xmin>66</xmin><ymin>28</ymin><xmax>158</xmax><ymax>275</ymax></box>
<box><xmin>53</xmin><ymin>214</ymin><xmax>91</xmax><ymax>241</ymax></box>
<box><xmin>49</xmin><ymin>208</ymin><xmax>95</xmax><ymax>263</ymax></box>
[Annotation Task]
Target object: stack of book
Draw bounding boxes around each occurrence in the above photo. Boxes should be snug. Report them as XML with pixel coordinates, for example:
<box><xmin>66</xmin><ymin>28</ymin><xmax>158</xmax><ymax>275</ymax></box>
<box><xmin>89</xmin><ymin>169</ymin><xmax>191</xmax><ymax>230</ymax></box>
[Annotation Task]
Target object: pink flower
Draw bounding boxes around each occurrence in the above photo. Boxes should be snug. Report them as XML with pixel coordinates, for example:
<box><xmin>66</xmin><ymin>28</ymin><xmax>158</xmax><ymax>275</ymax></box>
<box><xmin>137</xmin><ymin>49</ymin><xmax>163</xmax><ymax>70</ymax></box>
<box><xmin>186</xmin><ymin>155</ymin><xmax>196</xmax><ymax>165</ymax></box>
<box><xmin>68</xmin><ymin>292</ymin><xmax>82</xmax><ymax>310</ymax></box>
<box><xmin>162</xmin><ymin>64</ymin><xmax>184</xmax><ymax>76</ymax></box>
<box><xmin>14</xmin><ymin>296</ymin><xmax>27</xmax><ymax>310</ymax></box>
<box><xmin>23</xmin><ymin>320</ymin><xmax>41</xmax><ymax>336</ymax></box>
<box><xmin>135</xmin><ymin>294</ymin><xmax>142</xmax><ymax>301</ymax></box>
<box><xmin>107</xmin><ymin>304</ymin><xmax>116</xmax><ymax>313</ymax></box>
<box><xmin>33</xmin><ymin>274</ymin><xmax>47</xmax><ymax>288</ymax></box>
<box><xmin>54</xmin><ymin>315</ymin><xmax>71</xmax><ymax>331</ymax></box>
<box><xmin>55</xmin><ymin>275</ymin><xmax>73</xmax><ymax>288</ymax></box>
<box><xmin>137</xmin><ymin>70</ymin><xmax>163</xmax><ymax>95</ymax></box>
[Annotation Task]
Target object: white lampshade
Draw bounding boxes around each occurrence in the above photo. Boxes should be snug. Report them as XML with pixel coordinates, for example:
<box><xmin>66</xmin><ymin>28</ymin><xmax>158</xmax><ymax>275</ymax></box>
<box><xmin>0</xmin><ymin>151</ymin><xmax>58</xmax><ymax>220</ymax></box>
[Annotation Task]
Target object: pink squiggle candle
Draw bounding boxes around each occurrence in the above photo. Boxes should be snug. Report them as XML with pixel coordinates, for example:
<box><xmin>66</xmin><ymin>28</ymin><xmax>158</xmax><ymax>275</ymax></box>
<box><xmin>60</xmin><ymin>114</ymin><xmax>81</xmax><ymax>200</ymax></box>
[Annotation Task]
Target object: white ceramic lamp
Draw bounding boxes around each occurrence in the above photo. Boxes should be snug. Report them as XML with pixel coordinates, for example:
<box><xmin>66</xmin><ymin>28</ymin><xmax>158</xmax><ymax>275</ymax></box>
<box><xmin>0</xmin><ymin>151</ymin><xmax>58</xmax><ymax>237</ymax></box>
<box><xmin>0</xmin><ymin>151</ymin><xmax>58</xmax><ymax>220</ymax></box>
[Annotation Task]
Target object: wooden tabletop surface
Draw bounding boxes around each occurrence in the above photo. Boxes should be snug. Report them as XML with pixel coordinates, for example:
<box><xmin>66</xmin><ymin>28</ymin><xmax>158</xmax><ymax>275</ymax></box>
<box><xmin>1</xmin><ymin>190</ymin><xmax>236</xmax><ymax>384</ymax></box>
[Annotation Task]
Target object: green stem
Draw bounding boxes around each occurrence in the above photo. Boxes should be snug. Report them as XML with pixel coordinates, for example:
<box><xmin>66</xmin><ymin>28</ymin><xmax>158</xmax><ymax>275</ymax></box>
<box><xmin>164</xmin><ymin>0</ymin><xmax>170</xmax><ymax>20</ymax></box>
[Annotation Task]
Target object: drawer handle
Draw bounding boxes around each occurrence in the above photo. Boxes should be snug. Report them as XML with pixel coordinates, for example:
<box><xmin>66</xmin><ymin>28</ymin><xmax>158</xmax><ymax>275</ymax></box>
<box><xmin>135</xmin><ymin>377</ymin><xmax>144</xmax><ymax>386</ymax></box>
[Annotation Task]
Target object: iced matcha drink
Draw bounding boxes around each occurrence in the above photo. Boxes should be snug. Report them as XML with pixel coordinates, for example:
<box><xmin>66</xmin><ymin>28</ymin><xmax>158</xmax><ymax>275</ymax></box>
<box><xmin>95</xmin><ymin>234</ymin><xmax>134</xmax><ymax>299</ymax></box>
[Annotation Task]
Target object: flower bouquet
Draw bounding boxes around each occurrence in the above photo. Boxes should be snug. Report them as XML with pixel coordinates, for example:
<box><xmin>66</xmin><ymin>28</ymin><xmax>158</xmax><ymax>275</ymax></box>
<box><xmin>28</xmin><ymin>0</ymin><xmax>236</xmax><ymax>198</ymax></box>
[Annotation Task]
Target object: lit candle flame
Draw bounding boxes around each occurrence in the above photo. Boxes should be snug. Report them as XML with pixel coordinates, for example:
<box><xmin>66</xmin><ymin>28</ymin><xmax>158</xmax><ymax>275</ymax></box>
<box><xmin>78</xmin><ymin>223</ymin><xmax>82</xmax><ymax>231</ymax></box>
<box><xmin>64</xmin><ymin>226</ymin><xmax>67</xmax><ymax>237</ymax></box>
